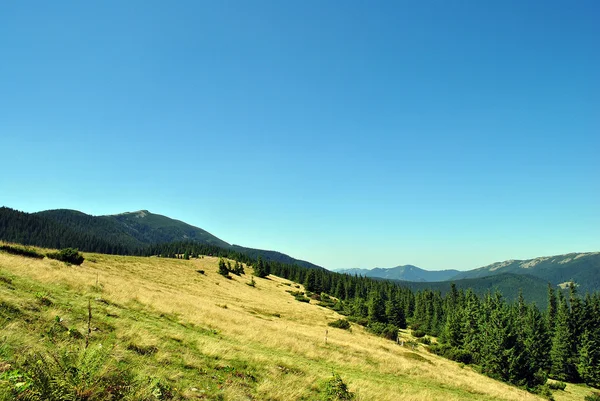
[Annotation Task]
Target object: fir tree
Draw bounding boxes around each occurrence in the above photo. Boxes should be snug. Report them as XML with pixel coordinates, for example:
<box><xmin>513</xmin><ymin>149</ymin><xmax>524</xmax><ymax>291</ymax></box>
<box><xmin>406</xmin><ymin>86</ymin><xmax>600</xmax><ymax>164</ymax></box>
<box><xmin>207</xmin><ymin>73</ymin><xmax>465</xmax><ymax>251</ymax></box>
<box><xmin>550</xmin><ymin>292</ymin><xmax>578</xmax><ymax>381</ymax></box>
<box><xmin>367</xmin><ymin>291</ymin><xmax>386</xmax><ymax>324</ymax></box>
<box><xmin>578</xmin><ymin>329</ymin><xmax>600</xmax><ymax>388</ymax></box>
<box><xmin>218</xmin><ymin>258</ymin><xmax>229</xmax><ymax>277</ymax></box>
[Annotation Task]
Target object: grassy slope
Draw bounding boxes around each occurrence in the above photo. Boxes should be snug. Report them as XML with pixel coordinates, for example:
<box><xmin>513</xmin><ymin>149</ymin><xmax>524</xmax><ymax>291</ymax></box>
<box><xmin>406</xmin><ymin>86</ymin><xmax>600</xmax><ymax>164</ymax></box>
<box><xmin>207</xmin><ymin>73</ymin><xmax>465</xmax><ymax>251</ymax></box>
<box><xmin>0</xmin><ymin>248</ymin><xmax>594</xmax><ymax>401</ymax></box>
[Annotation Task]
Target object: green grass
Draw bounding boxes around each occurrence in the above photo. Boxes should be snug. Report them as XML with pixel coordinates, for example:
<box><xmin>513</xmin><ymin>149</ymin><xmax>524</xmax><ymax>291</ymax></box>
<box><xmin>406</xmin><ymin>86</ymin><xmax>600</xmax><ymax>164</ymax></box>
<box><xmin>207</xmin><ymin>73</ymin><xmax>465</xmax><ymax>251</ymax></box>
<box><xmin>1</xmin><ymin>248</ymin><xmax>597</xmax><ymax>401</ymax></box>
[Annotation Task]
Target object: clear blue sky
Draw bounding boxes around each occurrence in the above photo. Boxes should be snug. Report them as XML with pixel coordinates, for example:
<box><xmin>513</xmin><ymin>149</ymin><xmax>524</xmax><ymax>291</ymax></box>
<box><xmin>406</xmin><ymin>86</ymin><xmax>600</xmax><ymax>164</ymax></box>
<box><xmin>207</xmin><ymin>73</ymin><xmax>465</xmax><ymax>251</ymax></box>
<box><xmin>1</xmin><ymin>1</ymin><xmax>598</xmax><ymax>271</ymax></box>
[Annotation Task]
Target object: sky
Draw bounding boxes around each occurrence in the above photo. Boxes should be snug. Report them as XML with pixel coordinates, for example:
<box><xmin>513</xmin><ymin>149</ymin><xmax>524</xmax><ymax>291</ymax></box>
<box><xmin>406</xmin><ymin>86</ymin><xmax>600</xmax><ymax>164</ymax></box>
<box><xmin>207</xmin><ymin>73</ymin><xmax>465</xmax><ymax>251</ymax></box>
<box><xmin>1</xmin><ymin>1</ymin><xmax>598</xmax><ymax>271</ymax></box>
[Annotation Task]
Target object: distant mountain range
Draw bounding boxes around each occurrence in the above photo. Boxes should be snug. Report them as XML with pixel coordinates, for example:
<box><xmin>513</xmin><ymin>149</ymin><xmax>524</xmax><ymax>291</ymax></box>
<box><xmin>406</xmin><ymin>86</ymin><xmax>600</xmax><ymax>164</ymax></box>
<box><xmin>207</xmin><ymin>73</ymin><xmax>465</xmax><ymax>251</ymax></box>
<box><xmin>340</xmin><ymin>252</ymin><xmax>600</xmax><ymax>296</ymax></box>
<box><xmin>452</xmin><ymin>252</ymin><xmax>600</xmax><ymax>295</ymax></box>
<box><xmin>0</xmin><ymin>207</ymin><xmax>322</xmax><ymax>270</ymax></box>
<box><xmin>337</xmin><ymin>265</ymin><xmax>460</xmax><ymax>282</ymax></box>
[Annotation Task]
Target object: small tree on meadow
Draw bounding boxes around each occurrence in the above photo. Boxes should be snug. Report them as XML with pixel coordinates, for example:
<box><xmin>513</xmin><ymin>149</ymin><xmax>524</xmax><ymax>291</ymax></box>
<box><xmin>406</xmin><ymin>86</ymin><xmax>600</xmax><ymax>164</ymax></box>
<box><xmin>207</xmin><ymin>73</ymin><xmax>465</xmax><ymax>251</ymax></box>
<box><xmin>218</xmin><ymin>258</ymin><xmax>230</xmax><ymax>277</ymax></box>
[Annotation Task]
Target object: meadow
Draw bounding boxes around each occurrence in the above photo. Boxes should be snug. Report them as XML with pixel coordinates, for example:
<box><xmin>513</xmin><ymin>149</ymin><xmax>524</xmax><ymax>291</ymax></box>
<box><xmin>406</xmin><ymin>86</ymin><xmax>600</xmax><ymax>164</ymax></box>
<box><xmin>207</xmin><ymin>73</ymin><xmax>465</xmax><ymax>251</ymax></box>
<box><xmin>0</xmin><ymin>247</ymin><xmax>595</xmax><ymax>400</ymax></box>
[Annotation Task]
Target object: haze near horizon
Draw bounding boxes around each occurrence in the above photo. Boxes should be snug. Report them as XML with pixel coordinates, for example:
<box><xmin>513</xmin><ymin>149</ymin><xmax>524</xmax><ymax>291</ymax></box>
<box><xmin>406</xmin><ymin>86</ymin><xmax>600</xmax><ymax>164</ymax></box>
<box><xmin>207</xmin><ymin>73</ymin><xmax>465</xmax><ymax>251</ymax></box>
<box><xmin>1</xmin><ymin>1</ymin><xmax>598</xmax><ymax>271</ymax></box>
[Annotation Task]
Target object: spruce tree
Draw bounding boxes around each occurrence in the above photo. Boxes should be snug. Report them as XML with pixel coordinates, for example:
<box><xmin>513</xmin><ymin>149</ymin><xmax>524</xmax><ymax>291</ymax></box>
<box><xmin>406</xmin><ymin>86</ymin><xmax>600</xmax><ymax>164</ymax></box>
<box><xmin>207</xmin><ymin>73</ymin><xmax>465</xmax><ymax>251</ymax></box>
<box><xmin>218</xmin><ymin>258</ymin><xmax>229</xmax><ymax>277</ymax></box>
<box><xmin>578</xmin><ymin>329</ymin><xmax>600</xmax><ymax>388</ymax></box>
<box><xmin>367</xmin><ymin>291</ymin><xmax>386</xmax><ymax>324</ymax></box>
<box><xmin>385</xmin><ymin>298</ymin><xmax>406</xmax><ymax>329</ymax></box>
<box><xmin>550</xmin><ymin>292</ymin><xmax>578</xmax><ymax>381</ymax></box>
<box><xmin>547</xmin><ymin>284</ymin><xmax>557</xmax><ymax>336</ymax></box>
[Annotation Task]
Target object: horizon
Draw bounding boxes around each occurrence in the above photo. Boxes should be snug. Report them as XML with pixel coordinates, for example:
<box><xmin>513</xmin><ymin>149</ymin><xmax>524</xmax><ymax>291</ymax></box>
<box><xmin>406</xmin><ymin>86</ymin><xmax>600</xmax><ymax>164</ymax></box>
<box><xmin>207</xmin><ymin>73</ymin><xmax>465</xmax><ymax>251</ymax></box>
<box><xmin>2</xmin><ymin>204</ymin><xmax>597</xmax><ymax>272</ymax></box>
<box><xmin>2</xmin><ymin>1</ymin><xmax>599</xmax><ymax>271</ymax></box>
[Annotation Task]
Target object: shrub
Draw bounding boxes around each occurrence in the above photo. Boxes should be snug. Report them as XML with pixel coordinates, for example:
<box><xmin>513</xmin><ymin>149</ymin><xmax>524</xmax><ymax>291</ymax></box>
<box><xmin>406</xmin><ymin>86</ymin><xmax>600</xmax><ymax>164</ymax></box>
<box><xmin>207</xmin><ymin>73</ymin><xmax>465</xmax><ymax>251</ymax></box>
<box><xmin>548</xmin><ymin>381</ymin><xmax>567</xmax><ymax>390</ymax></box>
<box><xmin>218</xmin><ymin>258</ymin><xmax>230</xmax><ymax>277</ymax></box>
<box><xmin>0</xmin><ymin>346</ymin><xmax>134</xmax><ymax>401</ymax></box>
<box><xmin>295</xmin><ymin>295</ymin><xmax>310</xmax><ymax>303</ymax></box>
<box><xmin>418</xmin><ymin>336</ymin><xmax>431</xmax><ymax>345</ymax></box>
<box><xmin>368</xmin><ymin>322</ymin><xmax>399</xmax><ymax>341</ymax></box>
<box><xmin>46</xmin><ymin>248</ymin><xmax>85</xmax><ymax>265</ymax></box>
<box><xmin>322</xmin><ymin>372</ymin><xmax>355</xmax><ymax>400</ymax></box>
<box><xmin>328</xmin><ymin>319</ymin><xmax>351</xmax><ymax>330</ymax></box>
<box><xmin>0</xmin><ymin>244</ymin><xmax>44</xmax><ymax>259</ymax></box>
<box><xmin>411</xmin><ymin>329</ymin><xmax>426</xmax><ymax>338</ymax></box>
<box><xmin>429</xmin><ymin>343</ymin><xmax>472</xmax><ymax>364</ymax></box>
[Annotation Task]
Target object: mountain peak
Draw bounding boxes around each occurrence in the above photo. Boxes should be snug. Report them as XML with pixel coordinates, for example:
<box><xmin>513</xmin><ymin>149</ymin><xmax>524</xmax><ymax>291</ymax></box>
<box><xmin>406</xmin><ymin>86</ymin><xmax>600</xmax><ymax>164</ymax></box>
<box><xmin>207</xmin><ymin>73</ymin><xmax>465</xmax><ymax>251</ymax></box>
<box><xmin>115</xmin><ymin>210</ymin><xmax>151</xmax><ymax>218</ymax></box>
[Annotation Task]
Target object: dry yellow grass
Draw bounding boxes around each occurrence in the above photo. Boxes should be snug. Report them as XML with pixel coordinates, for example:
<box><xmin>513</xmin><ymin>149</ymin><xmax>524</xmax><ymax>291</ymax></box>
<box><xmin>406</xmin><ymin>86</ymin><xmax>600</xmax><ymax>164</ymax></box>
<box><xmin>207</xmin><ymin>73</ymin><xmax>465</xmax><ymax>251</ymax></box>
<box><xmin>0</xmin><ymin>247</ymin><xmax>595</xmax><ymax>400</ymax></box>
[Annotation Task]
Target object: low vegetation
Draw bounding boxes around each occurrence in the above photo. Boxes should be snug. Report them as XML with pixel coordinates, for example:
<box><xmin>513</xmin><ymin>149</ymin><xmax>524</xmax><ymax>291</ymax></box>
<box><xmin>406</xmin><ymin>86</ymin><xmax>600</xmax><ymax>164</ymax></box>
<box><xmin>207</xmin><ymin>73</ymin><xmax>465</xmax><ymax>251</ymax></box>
<box><xmin>328</xmin><ymin>319</ymin><xmax>351</xmax><ymax>330</ymax></box>
<box><xmin>0</xmin><ymin>244</ymin><xmax>44</xmax><ymax>259</ymax></box>
<box><xmin>46</xmin><ymin>247</ymin><xmax>85</xmax><ymax>265</ymax></box>
<box><xmin>3</xmin><ymin>247</ymin><xmax>585</xmax><ymax>400</ymax></box>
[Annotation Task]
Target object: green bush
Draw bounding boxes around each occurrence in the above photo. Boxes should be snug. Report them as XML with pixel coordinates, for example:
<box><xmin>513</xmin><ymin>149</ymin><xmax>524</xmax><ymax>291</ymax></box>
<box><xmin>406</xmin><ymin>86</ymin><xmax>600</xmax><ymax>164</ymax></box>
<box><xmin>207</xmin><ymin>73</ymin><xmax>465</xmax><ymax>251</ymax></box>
<box><xmin>0</xmin><ymin>244</ymin><xmax>44</xmax><ymax>259</ymax></box>
<box><xmin>418</xmin><ymin>336</ymin><xmax>431</xmax><ymax>345</ymax></box>
<box><xmin>368</xmin><ymin>322</ymin><xmax>399</xmax><ymax>341</ymax></box>
<box><xmin>411</xmin><ymin>329</ymin><xmax>426</xmax><ymax>338</ymax></box>
<box><xmin>295</xmin><ymin>295</ymin><xmax>310</xmax><ymax>303</ymax></box>
<box><xmin>322</xmin><ymin>372</ymin><xmax>355</xmax><ymax>400</ymax></box>
<box><xmin>429</xmin><ymin>343</ymin><xmax>472</xmax><ymax>364</ymax></box>
<box><xmin>46</xmin><ymin>248</ymin><xmax>85</xmax><ymax>265</ymax></box>
<box><xmin>0</xmin><ymin>346</ymin><xmax>134</xmax><ymax>401</ymax></box>
<box><xmin>328</xmin><ymin>319</ymin><xmax>351</xmax><ymax>330</ymax></box>
<box><xmin>547</xmin><ymin>381</ymin><xmax>566</xmax><ymax>390</ymax></box>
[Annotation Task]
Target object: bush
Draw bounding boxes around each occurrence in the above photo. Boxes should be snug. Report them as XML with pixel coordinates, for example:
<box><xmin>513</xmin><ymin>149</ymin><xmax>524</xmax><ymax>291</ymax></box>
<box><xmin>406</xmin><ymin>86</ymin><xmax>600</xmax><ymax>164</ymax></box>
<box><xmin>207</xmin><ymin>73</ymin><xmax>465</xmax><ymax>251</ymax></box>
<box><xmin>46</xmin><ymin>248</ymin><xmax>85</xmax><ymax>265</ymax></box>
<box><xmin>368</xmin><ymin>322</ymin><xmax>399</xmax><ymax>341</ymax></box>
<box><xmin>418</xmin><ymin>336</ymin><xmax>431</xmax><ymax>345</ymax></box>
<box><xmin>322</xmin><ymin>372</ymin><xmax>355</xmax><ymax>400</ymax></box>
<box><xmin>429</xmin><ymin>343</ymin><xmax>472</xmax><ymax>364</ymax></box>
<box><xmin>295</xmin><ymin>295</ymin><xmax>310</xmax><ymax>303</ymax></box>
<box><xmin>0</xmin><ymin>244</ymin><xmax>44</xmax><ymax>259</ymax></box>
<box><xmin>0</xmin><ymin>346</ymin><xmax>134</xmax><ymax>401</ymax></box>
<box><xmin>411</xmin><ymin>329</ymin><xmax>426</xmax><ymax>338</ymax></box>
<box><xmin>328</xmin><ymin>319</ymin><xmax>351</xmax><ymax>330</ymax></box>
<box><xmin>548</xmin><ymin>381</ymin><xmax>567</xmax><ymax>390</ymax></box>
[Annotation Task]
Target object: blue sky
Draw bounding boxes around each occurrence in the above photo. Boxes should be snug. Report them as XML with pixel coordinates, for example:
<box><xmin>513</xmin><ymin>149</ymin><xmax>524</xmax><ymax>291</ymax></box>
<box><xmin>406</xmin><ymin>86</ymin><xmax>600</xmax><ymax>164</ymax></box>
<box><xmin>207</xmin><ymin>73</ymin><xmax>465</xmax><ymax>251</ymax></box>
<box><xmin>1</xmin><ymin>1</ymin><xmax>598</xmax><ymax>271</ymax></box>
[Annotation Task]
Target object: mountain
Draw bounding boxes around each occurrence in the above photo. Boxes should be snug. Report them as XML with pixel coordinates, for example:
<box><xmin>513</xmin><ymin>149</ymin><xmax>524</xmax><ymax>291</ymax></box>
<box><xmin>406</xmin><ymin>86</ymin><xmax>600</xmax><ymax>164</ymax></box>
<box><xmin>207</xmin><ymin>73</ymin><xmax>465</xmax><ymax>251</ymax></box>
<box><xmin>0</xmin><ymin>207</ymin><xmax>322</xmax><ymax>269</ymax></box>
<box><xmin>35</xmin><ymin>209</ymin><xmax>231</xmax><ymax>249</ymax></box>
<box><xmin>338</xmin><ymin>265</ymin><xmax>461</xmax><ymax>282</ymax></box>
<box><xmin>393</xmin><ymin>273</ymin><xmax>555</xmax><ymax>307</ymax></box>
<box><xmin>451</xmin><ymin>252</ymin><xmax>600</xmax><ymax>294</ymax></box>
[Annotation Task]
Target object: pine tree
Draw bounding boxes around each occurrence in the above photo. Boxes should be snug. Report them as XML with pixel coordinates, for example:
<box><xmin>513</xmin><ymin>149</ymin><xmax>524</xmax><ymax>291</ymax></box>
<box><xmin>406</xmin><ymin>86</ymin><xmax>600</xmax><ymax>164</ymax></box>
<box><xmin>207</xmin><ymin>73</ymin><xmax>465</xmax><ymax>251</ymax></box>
<box><xmin>550</xmin><ymin>292</ymin><xmax>578</xmax><ymax>381</ymax></box>
<box><xmin>367</xmin><ymin>291</ymin><xmax>386</xmax><ymax>324</ymax></box>
<box><xmin>253</xmin><ymin>257</ymin><xmax>270</xmax><ymax>278</ymax></box>
<box><xmin>577</xmin><ymin>329</ymin><xmax>600</xmax><ymax>388</ymax></box>
<box><xmin>462</xmin><ymin>289</ymin><xmax>481</xmax><ymax>363</ymax></box>
<box><xmin>547</xmin><ymin>284</ymin><xmax>557</xmax><ymax>337</ymax></box>
<box><xmin>304</xmin><ymin>270</ymin><xmax>318</xmax><ymax>292</ymax></box>
<box><xmin>218</xmin><ymin>258</ymin><xmax>229</xmax><ymax>277</ymax></box>
<box><xmin>385</xmin><ymin>298</ymin><xmax>406</xmax><ymax>329</ymax></box>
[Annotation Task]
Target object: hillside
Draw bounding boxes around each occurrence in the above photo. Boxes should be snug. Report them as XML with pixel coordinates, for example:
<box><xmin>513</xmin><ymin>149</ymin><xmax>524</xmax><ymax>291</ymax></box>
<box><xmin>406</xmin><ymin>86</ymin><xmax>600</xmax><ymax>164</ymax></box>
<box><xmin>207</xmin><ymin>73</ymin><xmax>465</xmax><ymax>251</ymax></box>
<box><xmin>36</xmin><ymin>209</ymin><xmax>231</xmax><ymax>249</ymax></box>
<box><xmin>0</xmin><ymin>247</ymin><xmax>572</xmax><ymax>401</ymax></box>
<box><xmin>451</xmin><ymin>252</ymin><xmax>600</xmax><ymax>294</ymax></box>
<box><xmin>0</xmin><ymin>207</ymin><xmax>322</xmax><ymax>269</ymax></box>
<box><xmin>394</xmin><ymin>273</ymin><xmax>555</xmax><ymax>307</ymax></box>
<box><xmin>338</xmin><ymin>265</ymin><xmax>460</xmax><ymax>282</ymax></box>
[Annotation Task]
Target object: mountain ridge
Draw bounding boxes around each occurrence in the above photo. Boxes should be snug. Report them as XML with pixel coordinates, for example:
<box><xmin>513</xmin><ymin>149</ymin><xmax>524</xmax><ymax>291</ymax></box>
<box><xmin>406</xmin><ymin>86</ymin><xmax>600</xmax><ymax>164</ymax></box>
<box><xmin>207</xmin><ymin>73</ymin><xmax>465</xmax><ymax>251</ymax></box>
<box><xmin>337</xmin><ymin>264</ymin><xmax>461</xmax><ymax>282</ymax></box>
<box><xmin>0</xmin><ymin>207</ymin><xmax>323</xmax><ymax>269</ymax></box>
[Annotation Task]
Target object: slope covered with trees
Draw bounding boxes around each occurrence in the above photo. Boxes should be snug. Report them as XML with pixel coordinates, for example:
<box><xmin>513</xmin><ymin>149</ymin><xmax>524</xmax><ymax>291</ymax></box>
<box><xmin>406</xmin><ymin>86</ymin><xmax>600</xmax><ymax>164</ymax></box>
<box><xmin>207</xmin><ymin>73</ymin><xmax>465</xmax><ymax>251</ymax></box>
<box><xmin>0</xmin><ymin>207</ymin><xmax>322</xmax><ymax>269</ymax></box>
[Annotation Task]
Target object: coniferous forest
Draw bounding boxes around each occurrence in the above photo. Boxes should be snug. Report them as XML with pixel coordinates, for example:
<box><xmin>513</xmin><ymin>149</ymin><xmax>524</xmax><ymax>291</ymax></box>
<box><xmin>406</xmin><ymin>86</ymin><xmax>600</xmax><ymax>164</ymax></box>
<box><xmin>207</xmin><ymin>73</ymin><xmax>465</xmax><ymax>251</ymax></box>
<box><xmin>1</xmin><ymin>206</ymin><xmax>600</xmax><ymax>395</ymax></box>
